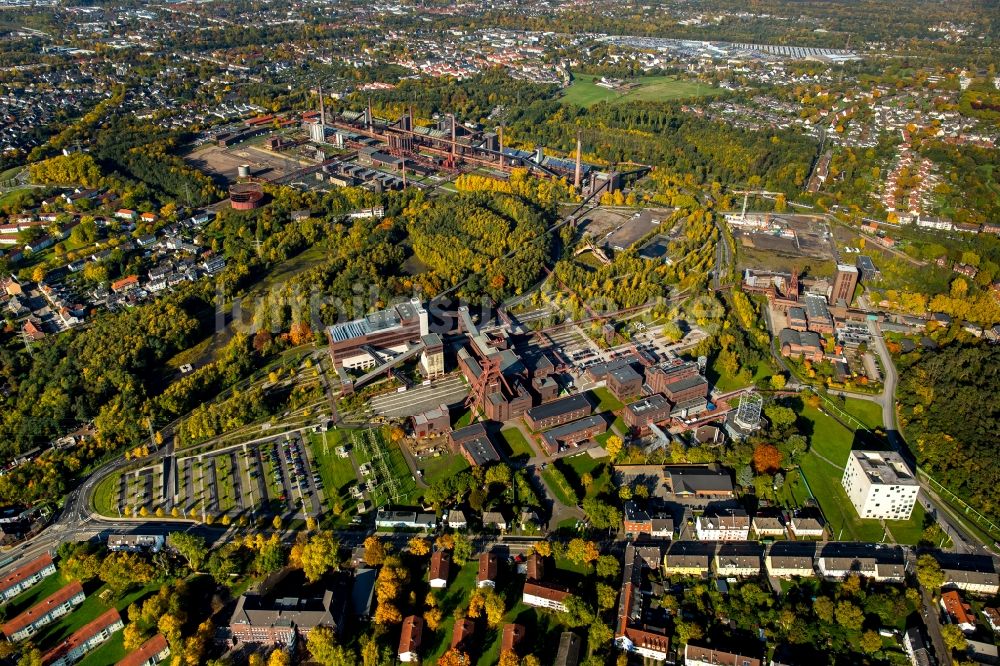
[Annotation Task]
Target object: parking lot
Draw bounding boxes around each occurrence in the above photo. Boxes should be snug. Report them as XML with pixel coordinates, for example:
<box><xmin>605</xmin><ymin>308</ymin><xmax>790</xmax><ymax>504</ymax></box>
<box><xmin>119</xmin><ymin>432</ymin><xmax>325</xmax><ymax>520</ymax></box>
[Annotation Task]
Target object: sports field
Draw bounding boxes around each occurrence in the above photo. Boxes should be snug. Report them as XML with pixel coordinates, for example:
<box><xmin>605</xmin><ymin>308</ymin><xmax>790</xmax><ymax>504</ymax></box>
<box><xmin>562</xmin><ymin>72</ymin><xmax>719</xmax><ymax>107</ymax></box>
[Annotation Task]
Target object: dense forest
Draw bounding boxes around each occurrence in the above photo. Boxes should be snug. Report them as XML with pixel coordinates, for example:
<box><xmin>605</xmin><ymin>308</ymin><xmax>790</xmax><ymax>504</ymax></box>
<box><xmin>350</xmin><ymin>69</ymin><xmax>556</xmax><ymax>126</ymax></box>
<box><xmin>897</xmin><ymin>345</ymin><xmax>1000</xmax><ymax>523</ymax></box>
<box><xmin>504</xmin><ymin>100</ymin><xmax>817</xmax><ymax>194</ymax></box>
<box><xmin>406</xmin><ymin>190</ymin><xmax>551</xmax><ymax>301</ymax></box>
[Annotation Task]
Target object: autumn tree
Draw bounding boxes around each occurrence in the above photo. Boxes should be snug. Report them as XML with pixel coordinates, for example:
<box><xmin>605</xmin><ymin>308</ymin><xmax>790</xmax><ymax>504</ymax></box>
<box><xmin>364</xmin><ymin>535</ymin><xmax>388</xmax><ymax>566</ymax></box>
<box><xmin>916</xmin><ymin>554</ymin><xmax>944</xmax><ymax>591</ymax></box>
<box><xmin>752</xmin><ymin>443</ymin><xmax>783</xmax><ymax>474</ymax></box>
<box><xmin>532</xmin><ymin>541</ymin><xmax>552</xmax><ymax>557</ymax></box>
<box><xmin>408</xmin><ymin>537</ymin><xmax>430</xmax><ymax>556</ymax></box>
<box><xmin>596</xmin><ymin>583</ymin><xmax>618</xmax><ymax>610</ymax></box>
<box><xmin>294</xmin><ymin>531</ymin><xmax>341</xmax><ymax>582</ymax></box>
<box><xmin>566</xmin><ymin>539</ymin><xmax>600</xmax><ymax>566</ymax></box>
<box><xmin>437</xmin><ymin>648</ymin><xmax>470</xmax><ymax>666</ymax></box>
<box><xmin>498</xmin><ymin>650</ymin><xmax>519</xmax><ymax>666</ymax></box>
<box><xmin>167</xmin><ymin>533</ymin><xmax>208</xmax><ymax>571</ymax></box>
<box><xmin>596</xmin><ymin>555</ymin><xmax>620</xmax><ymax>579</ymax></box>
<box><xmin>604</xmin><ymin>435</ymin><xmax>623</xmax><ymax>459</ymax></box>
<box><xmin>100</xmin><ymin>552</ymin><xmax>155</xmax><ymax>596</ymax></box>
<box><xmin>268</xmin><ymin>649</ymin><xmax>291</xmax><ymax>666</ymax></box>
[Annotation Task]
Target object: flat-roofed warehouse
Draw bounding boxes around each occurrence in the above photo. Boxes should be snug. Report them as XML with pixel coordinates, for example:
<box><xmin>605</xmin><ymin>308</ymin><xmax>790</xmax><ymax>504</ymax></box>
<box><xmin>326</xmin><ymin>298</ymin><xmax>428</xmax><ymax>369</ymax></box>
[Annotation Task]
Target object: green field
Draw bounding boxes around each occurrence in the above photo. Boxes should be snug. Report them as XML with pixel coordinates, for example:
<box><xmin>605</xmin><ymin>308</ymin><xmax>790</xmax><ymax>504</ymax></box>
<box><xmin>795</xmin><ymin>405</ymin><xmax>924</xmax><ymax>544</ymax></box>
<box><xmin>558</xmin><ymin>453</ymin><xmax>611</xmax><ymax>499</ymax></box>
<box><xmin>426</xmin><ymin>562</ymin><xmax>479</xmax><ymax>663</ymax></box>
<box><xmin>562</xmin><ymin>72</ymin><xmax>719</xmax><ymax>108</ymax></box>
<box><xmin>591</xmin><ymin>387</ymin><xmax>623</xmax><ymax>413</ymax></box>
<box><xmin>92</xmin><ymin>471</ymin><xmax>122</xmax><ymax>517</ymax></box>
<box><xmin>308</xmin><ymin>431</ymin><xmax>359</xmax><ymax>521</ymax></box>
<box><xmin>541</xmin><ymin>468</ymin><xmax>579</xmax><ymax>506</ymax></box>
<box><xmin>77</xmin><ymin>631</ymin><xmax>126</xmax><ymax>665</ymax></box>
<box><xmin>417</xmin><ymin>453</ymin><xmax>470</xmax><ymax>482</ymax></box>
<box><xmin>500</xmin><ymin>428</ymin><xmax>536</xmax><ymax>461</ymax></box>
<box><xmin>32</xmin><ymin>581</ymin><xmax>156</xmax><ymax>652</ymax></box>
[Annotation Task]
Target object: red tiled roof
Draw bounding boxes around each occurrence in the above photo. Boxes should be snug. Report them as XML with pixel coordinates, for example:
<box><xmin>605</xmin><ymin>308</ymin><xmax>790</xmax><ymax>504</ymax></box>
<box><xmin>522</xmin><ymin>581</ymin><xmax>570</xmax><ymax>602</ymax></box>
<box><xmin>526</xmin><ymin>552</ymin><xmax>544</xmax><ymax>581</ymax></box>
<box><xmin>43</xmin><ymin>609</ymin><xmax>122</xmax><ymax>665</ymax></box>
<box><xmin>2</xmin><ymin>581</ymin><xmax>83</xmax><ymax>636</ymax></box>
<box><xmin>451</xmin><ymin>618</ymin><xmax>475</xmax><ymax>649</ymax></box>
<box><xmin>942</xmin><ymin>590</ymin><xmax>976</xmax><ymax>627</ymax></box>
<box><xmin>430</xmin><ymin>550</ymin><xmax>451</xmax><ymax>582</ymax></box>
<box><xmin>477</xmin><ymin>553</ymin><xmax>497</xmax><ymax>583</ymax></box>
<box><xmin>0</xmin><ymin>553</ymin><xmax>53</xmax><ymax>594</ymax></box>
<box><xmin>624</xmin><ymin>627</ymin><xmax>669</xmax><ymax>655</ymax></box>
<box><xmin>398</xmin><ymin>616</ymin><xmax>423</xmax><ymax>654</ymax></box>
<box><xmin>116</xmin><ymin>634</ymin><xmax>168</xmax><ymax>666</ymax></box>
<box><xmin>501</xmin><ymin>624</ymin><xmax>525</xmax><ymax>652</ymax></box>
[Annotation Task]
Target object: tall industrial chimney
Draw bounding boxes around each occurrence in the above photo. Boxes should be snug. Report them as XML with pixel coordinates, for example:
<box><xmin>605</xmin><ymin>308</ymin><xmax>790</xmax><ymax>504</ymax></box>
<box><xmin>318</xmin><ymin>85</ymin><xmax>326</xmax><ymax>128</ymax></box>
<box><xmin>367</xmin><ymin>98</ymin><xmax>373</xmax><ymax>130</ymax></box>
<box><xmin>450</xmin><ymin>114</ymin><xmax>457</xmax><ymax>159</ymax></box>
<box><xmin>574</xmin><ymin>132</ymin><xmax>582</xmax><ymax>190</ymax></box>
<box><xmin>498</xmin><ymin>124</ymin><xmax>504</xmax><ymax>169</ymax></box>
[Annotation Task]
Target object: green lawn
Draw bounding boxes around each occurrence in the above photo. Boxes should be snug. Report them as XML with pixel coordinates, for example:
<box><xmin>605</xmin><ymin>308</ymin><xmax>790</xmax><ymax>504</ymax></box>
<box><xmin>798</xmin><ymin>404</ymin><xmax>857</xmax><ymax>464</ymax></box>
<box><xmin>500</xmin><ymin>428</ymin><xmax>536</xmax><ymax>461</ymax></box>
<box><xmin>558</xmin><ymin>453</ymin><xmax>611</xmax><ymax>499</ymax></box>
<box><xmin>92</xmin><ymin>471</ymin><xmax>122</xmax><ymax>518</ymax></box>
<box><xmin>830</xmin><ymin>396</ymin><xmax>884</xmax><ymax>431</ymax></box>
<box><xmin>541</xmin><ymin>468</ymin><xmax>579</xmax><ymax>506</ymax></box>
<box><xmin>417</xmin><ymin>453</ymin><xmax>470</xmax><ymax>483</ymax></box>
<box><xmin>33</xmin><ymin>582</ymin><xmax>157</xmax><ymax>652</ymax></box>
<box><xmin>797</xmin><ymin>452</ymin><xmax>883</xmax><ymax>542</ymax></box>
<box><xmin>591</xmin><ymin>387</ymin><xmax>623</xmax><ymax>413</ymax></box>
<box><xmin>308</xmin><ymin>431</ymin><xmax>360</xmax><ymax>521</ymax></box>
<box><xmin>562</xmin><ymin>72</ymin><xmax>719</xmax><ymax>108</ymax></box>
<box><xmin>426</xmin><ymin>562</ymin><xmax>479</xmax><ymax>663</ymax></box>
<box><xmin>77</xmin><ymin>630</ymin><xmax>125</xmax><ymax>665</ymax></box>
<box><xmin>453</xmin><ymin>409</ymin><xmax>474</xmax><ymax>429</ymax></box>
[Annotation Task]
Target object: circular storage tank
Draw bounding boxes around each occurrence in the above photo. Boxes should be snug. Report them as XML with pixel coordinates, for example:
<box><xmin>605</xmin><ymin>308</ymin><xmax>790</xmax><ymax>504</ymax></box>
<box><xmin>229</xmin><ymin>182</ymin><xmax>264</xmax><ymax>211</ymax></box>
<box><xmin>237</xmin><ymin>164</ymin><xmax>251</xmax><ymax>178</ymax></box>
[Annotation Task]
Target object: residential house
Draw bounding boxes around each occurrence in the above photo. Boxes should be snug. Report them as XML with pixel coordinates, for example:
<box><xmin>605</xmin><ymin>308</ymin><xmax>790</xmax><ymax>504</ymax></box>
<box><xmin>685</xmin><ymin>643</ymin><xmax>762</xmax><ymax>666</ymax></box>
<box><xmin>939</xmin><ymin>559</ymin><xmax>1000</xmax><ymax>596</ymax></box>
<box><xmin>116</xmin><ymin>634</ymin><xmax>170</xmax><ymax>666</ymax></box>
<box><xmin>983</xmin><ymin>607</ymin><xmax>1000</xmax><ymax>634</ymax></box>
<box><xmin>715</xmin><ymin>543</ymin><xmax>764</xmax><ymax>577</ymax></box>
<box><xmin>752</xmin><ymin>516</ymin><xmax>785</xmax><ymax>539</ymax></box>
<box><xmin>526</xmin><ymin>552</ymin><xmax>545</xmax><ymax>581</ymax></box>
<box><xmin>501</xmin><ymin>624</ymin><xmax>525</xmax><ymax>655</ymax></box>
<box><xmin>695</xmin><ymin>510</ymin><xmax>750</xmax><ymax>541</ymax></box>
<box><xmin>941</xmin><ymin>590</ymin><xmax>977</xmax><ymax>633</ymax></box>
<box><xmin>445</xmin><ymin>509</ymin><xmax>467</xmax><ymax>530</ymax></box>
<box><xmin>816</xmin><ymin>543</ymin><xmax>905</xmax><ymax>582</ymax></box>
<box><xmin>522</xmin><ymin>582</ymin><xmax>570</xmax><ymax>612</ymax></box>
<box><xmin>398</xmin><ymin>616</ymin><xmax>424</xmax><ymax>663</ymax></box>
<box><xmin>903</xmin><ymin>626</ymin><xmax>933</xmax><ymax>666</ymax></box>
<box><xmin>766</xmin><ymin>543</ymin><xmax>816</xmax><ymax>578</ymax></box>
<box><xmin>451</xmin><ymin>618</ymin><xmax>475</xmax><ymax>651</ymax></box>
<box><xmin>662</xmin><ymin>541</ymin><xmax>712</xmax><ymax>577</ymax></box>
<box><xmin>429</xmin><ymin>550</ymin><xmax>451</xmax><ymax>589</ymax></box>
<box><xmin>477</xmin><ymin>552</ymin><xmax>498</xmax><ymax>589</ymax></box>
<box><xmin>43</xmin><ymin>609</ymin><xmax>124</xmax><ymax>666</ymax></box>
<box><xmin>788</xmin><ymin>517</ymin><xmax>824</xmax><ymax>539</ymax></box>
<box><xmin>615</xmin><ymin>544</ymin><xmax>670</xmax><ymax>662</ymax></box>
<box><xmin>623</xmin><ymin>501</ymin><xmax>653</xmax><ymax>536</ymax></box>
<box><xmin>1</xmin><ymin>581</ymin><xmax>86</xmax><ymax>641</ymax></box>
<box><xmin>482</xmin><ymin>511</ymin><xmax>510</xmax><ymax>532</ymax></box>
<box><xmin>0</xmin><ymin>553</ymin><xmax>57</xmax><ymax>601</ymax></box>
